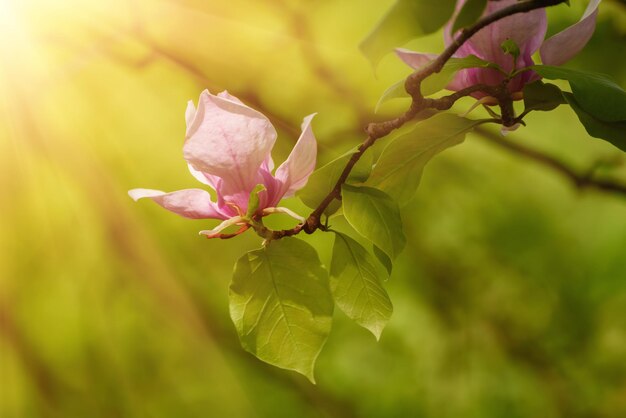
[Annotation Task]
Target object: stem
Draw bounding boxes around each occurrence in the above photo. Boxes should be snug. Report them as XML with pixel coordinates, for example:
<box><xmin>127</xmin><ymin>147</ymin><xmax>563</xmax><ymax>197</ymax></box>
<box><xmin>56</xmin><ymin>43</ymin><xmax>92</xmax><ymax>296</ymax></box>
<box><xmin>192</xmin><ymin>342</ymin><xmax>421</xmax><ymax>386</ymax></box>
<box><xmin>303</xmin><ymin>0</ymin><xmax>568</xmax><ymax>233</ymax></box>
<box><xmin>405</xmin><ymin>0</ymin><xmax>567</xmax><ymax>97</ymax></box>
<box><xmin>477</xmin><ymin>127</ymin><xmax>626</xmax><ymax>194</ymax></box>
<box><xmin>257</xmin><ymin>0</ymin><xmax>571</xmax><ymax>238</ymax></box>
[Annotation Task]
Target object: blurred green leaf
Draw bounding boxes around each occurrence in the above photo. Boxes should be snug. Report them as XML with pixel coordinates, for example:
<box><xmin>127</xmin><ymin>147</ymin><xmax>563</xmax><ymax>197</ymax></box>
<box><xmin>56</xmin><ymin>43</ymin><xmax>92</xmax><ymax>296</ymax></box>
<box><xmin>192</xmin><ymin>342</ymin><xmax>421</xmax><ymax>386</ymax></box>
<box><xmin>341</xmin><ymin>184</ymin><xmax>406</xmax><ymax>260</ymax></box>
<box><xmin>366</xmin><ymin>113</ymin><xmax>483</xmax><ymax>205</ymax></box>
<box><xmin>563</xmin><ymin>92</ymin><xmax>626</xmax><ymax>152</ymax></box>
<box><xmin>523</xmin><ymin>81</ymin><xmax>566</xmax><ymax>113</ymax></box>
<box><xmin>533</xmin><ymin>65</ymin><xmax>626</xmax><ymax>122</ymax></box>
<box><xmin>330</xmin><ymin>232</ymin><xmax>392</xmax><ymax>340</ymax></box>
<box><xmin>360</xmin><ymin>0</ymin><xmax>456</xmax><ymax>67</ymax></box>
<box><xmin>452</xmin><ymin>0</ymin><xmax>487</xmax><ymax>33</ymax></box>
<box><xmin>375</xmin><ymin>79</ymin><xmax>408</xmax><ymax>113</ymax></box>
<box><xmin>298</xmin><ymin>147</ymin><xmax>373</xmax><ymax>216</ymax></box>
<box><xmin>229</xmin><ymin>238</ymin><xmax>333</xmax><ymax>383</ymax></box>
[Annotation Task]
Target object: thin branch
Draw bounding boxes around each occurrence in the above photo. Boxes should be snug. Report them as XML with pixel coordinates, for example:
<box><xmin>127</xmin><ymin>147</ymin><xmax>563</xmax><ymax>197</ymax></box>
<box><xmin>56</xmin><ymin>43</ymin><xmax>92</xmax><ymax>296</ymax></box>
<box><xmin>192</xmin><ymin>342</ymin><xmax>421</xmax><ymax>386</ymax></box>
<box><xmin>298</xmin><ymin>0</ymin><xmax>569</xmax><ymax>235</ymax></box>
<box><xmin>476</xmin><ymin>126</ymin><xmax>626</xmax><ymax>195</ymax></box>
<box><xmin>405</xmin><ymin>0</ymin><xmax>568</xmax><ymax>97</ymax></box>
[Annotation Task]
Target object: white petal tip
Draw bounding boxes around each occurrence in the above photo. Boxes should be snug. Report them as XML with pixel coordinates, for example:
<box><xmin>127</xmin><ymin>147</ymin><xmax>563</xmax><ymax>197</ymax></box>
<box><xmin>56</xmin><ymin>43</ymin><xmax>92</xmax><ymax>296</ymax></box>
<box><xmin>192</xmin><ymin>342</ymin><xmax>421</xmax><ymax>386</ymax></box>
<box><xmin>262</xmin><ymin>207</ymin><xmax>306</xmax><ymax>223</ymax></box>
<box><xmin>199</xmin><ymin>216</ymin><xmax>247</xmax><ymax>238</ymax></box>
<box><xmin>128</xmin><ymin>188</ymin><xmax>164</xmax><ymax>202</ymax></box>
<box><xmin>128</xmin><ymin>190</ymin><xmax>141</xmax><ymax>201</ymax></box>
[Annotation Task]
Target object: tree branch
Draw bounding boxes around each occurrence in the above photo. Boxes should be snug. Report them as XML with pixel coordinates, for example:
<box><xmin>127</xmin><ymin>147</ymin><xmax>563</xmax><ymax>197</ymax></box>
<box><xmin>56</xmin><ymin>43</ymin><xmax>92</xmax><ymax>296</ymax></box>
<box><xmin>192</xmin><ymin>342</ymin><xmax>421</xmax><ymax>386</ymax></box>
<box><xmin>299</xmin><ymin>0</ymin><xmax>569</xmax><ymax>235</ymax></box>
<box><xmin>476</xmin><ymin>127</ymin><xmax>626</xmax><ymax>195</ymax></box>
<box><xmin>405</xmin><ymin>0</ymin><xmax>568</xmax><ymax>97</ymax></box>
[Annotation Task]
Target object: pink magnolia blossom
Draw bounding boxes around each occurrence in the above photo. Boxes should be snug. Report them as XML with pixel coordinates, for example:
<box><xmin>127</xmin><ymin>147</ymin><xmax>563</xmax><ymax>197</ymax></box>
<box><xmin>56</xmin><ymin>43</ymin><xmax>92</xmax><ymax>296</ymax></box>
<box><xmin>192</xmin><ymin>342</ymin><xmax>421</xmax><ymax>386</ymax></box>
<box><xmin>396</xmin><ymin>0</ymin><xmax>600</xmax><ymax>98</ymax></box>
<box><xmin>129</xmin><ymin>90</ymin><xmax>317</xmax><ymax>238</ymax></box>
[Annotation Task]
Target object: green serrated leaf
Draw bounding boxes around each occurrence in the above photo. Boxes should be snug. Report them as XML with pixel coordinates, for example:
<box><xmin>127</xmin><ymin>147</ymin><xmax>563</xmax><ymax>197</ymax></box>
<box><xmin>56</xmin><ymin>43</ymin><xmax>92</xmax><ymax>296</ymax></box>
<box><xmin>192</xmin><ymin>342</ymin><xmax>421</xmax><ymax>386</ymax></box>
<box><xmin>533</xmin><ymin>65</ymin><xmax>626</xmax><ymax>122</ymax></box>
<box><xmin>229</xmin><ymin>238</ymin><xmax>333</xmax><ymax>383</ymax></box>
<box><xmin>246</xmin><ymin>184</ymin><xmax>266</xmax><ymax>219</ymax></box>
<box><xmin>366</xmin><ymin>113</ymin><xmax>484</xmax><ymax>205</ymax></box>
<box><xmin>360</xmin><ymin>0</ymin><xmax>456</xmax><ymax>67</ymax></box>
<box><xmin>563</xmin><ymin>92</ymin><xmax>626</xmax><ymax>152</ymax></box>
<box><xmin>297</xmin><ymin>148</ymin><xmax>373</xmax><ymax>216</ymax></box>
<box><xmin>341</xmin><ymin>184</ymin><xmax>406</xmax><ymax>260</ymax></box>
<box><xmin>373</xmin><ymin>245</ymin><xmax>393</xmax><ymax>276</ymax></box>
<box><xmin>523</xmin><ymin>81</ymin><xmax>566</xmax><ymax>113</ymax></box>
<box><xmin>452</xmin><ymin>0</ymin><xmax>487</xmax><ymax>33</ymax></box>
<box><xmin>330</xmin><ymin>232</ymin><xmax>392</xmax><ymax>340</ymax></box>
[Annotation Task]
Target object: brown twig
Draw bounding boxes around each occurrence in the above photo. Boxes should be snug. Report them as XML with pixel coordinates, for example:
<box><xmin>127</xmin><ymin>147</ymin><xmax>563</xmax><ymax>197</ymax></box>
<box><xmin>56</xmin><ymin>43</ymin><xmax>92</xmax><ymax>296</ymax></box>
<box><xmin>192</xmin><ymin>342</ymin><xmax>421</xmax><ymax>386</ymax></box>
<box><xmin>405</xmin><ymin>0</ymin><xmax>567</xmax><ymax>98</ymax></box>
<box><xmin>294</xmin><ymin>0</ymin><xmax>570</xmax><ymax>237</ymax></box>
<box><xmin>476</xmin><ymin>126</ymin><xmax>626</xmax><ymax>195</ymax></box>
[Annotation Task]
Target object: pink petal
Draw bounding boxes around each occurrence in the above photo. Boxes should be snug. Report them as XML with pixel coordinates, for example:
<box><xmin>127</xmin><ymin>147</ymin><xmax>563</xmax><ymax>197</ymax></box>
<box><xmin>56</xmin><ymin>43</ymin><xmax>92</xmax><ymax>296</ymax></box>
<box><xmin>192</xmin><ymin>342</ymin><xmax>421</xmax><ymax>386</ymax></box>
<box><xmin>540</xmin><ymin>0</ymin><xmax>600</xmax><ymax>66</ymax></box>
<box><xmin>128</xmin><ymin>188</ymin><xmax>227</xmax><ymax>220</ymax></box>
<box><xmin>216</xmin><ymin>90</ymin><xmax>245</xmax><ymax>104</ymax></box>
<box><xmin>183</xmin><ymin>90</ymin><xmax>277</xmax><ymax>196</ymax></box>
<box><xmin>188</xmin><ymin>163</ymin><xmax>213</xmax><ymax>186</ymax></box>
<box><xmin>185</xmin><ymin>165</ymin><xmax>241</xmax><ymax>217</ymax></box>
<box><xmin>274</xmin><ymin>114</ymin><xmax>317</xmax><ymax>198</ymax></box>
<box><xmin>187</xmin><ymin>164</ymin><xmax>225</xmax><ymax>193</ymax></box>
<box><xmin>395</xmin><ymin>48</ymin><xmax>437</xmax><ymax>70</ymax></box>
<box><xmin>263</xmin><ymin>155</ymin><xmax>275</xmax><ymax>172</ymax></box>
<box><xmin>447</xmin><ymin>70</ymin><xmax>472</xmax><ymax>91</ymax></box>
<box><xmin>255</xmin><ymin>165</ymin><xmax>283</xmax><ymax>209</ymax></box>
<box><xmin>450</xmin><ymin>0</ymin><xmax>547</xmax><ymax>72</ymax></box>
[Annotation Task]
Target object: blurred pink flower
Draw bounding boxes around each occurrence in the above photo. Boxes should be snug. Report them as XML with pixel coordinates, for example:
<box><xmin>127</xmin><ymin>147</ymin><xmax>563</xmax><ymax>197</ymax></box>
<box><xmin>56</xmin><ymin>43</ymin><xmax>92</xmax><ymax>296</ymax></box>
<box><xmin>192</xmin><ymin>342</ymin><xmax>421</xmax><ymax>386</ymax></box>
<box><xmin>129</xmin><ymin>90</ymin><xmax>317</xmax><ymax>238</ymax></box>
<box><xmin>396</xmin><ymin>0</ymin><xmax>600</xmax><ymax>98</ymax></box>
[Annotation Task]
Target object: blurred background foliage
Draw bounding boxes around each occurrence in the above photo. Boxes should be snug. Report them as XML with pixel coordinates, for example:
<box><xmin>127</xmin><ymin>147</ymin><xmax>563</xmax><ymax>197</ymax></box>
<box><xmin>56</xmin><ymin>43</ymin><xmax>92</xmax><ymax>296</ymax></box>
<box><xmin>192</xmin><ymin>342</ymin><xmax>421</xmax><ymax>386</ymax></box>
<box><xmin>2</xmin><ymin>0</ymin><xmax>626</xmax><ymax>417</ymax></box>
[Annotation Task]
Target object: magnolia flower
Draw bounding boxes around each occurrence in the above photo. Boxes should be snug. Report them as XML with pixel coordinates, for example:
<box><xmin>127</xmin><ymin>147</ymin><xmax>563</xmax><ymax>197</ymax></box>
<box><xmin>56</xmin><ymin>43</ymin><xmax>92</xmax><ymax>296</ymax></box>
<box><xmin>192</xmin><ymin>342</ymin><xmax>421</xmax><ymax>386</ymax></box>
<box><xmin>129</xmin><ymin>90</ymin><xmax>317</xmax><ymax>238</ymax></box>
<box><xmin>397</xmin><ymin>0</ymin><xmax>600</xmax><ymax>98</ymax></box>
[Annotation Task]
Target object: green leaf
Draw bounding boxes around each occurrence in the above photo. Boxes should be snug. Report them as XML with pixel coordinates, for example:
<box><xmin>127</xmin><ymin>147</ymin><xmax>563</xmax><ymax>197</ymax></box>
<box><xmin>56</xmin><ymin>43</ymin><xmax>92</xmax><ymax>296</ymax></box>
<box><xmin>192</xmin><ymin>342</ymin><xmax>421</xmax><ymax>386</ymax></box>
<box><xmin>330</xmin><ymin>232</ymin><xmax>392</xmax><ymax>340</ymax></box>
<box><xmin>376</xmin><ymin>55</ymin><xmax>500</xmax><ymax>109</ymax></box>
<box><xmin>229</xmin><ymin>238</ymin><xmax>333</xmax><ymax>383</ymax></box>
<box><xmin>500</xmin><ymin>38</ymin><xmax>520</xmax><ymax>61</ymax></box>
<box><xmin>373</xmin><ymin>245</ymin><xmax>393</xmax><ymax>276</ymax></box>
<box><xmin>360</xmin><ymin>0</ymin><xmax>456</xmax><ymax>67</ymax></box>
<box><xmin>375</xmin><ymin>80</ymin><xmax>407</xmax><ymax>113</ymax></box>
<box><xmin>341</xmin><ymin>184</ymin><xmax>406</xmax><ymax>260</ymax></box>
<box><xmin>366</xmin><ymin>113</ymin><xmax>483</xmax><ymax>205</ymax></box>
<box><xmin>297</xmin><ymin>148</ymin><xmax>373</xmax><ymax>216</ymax></box>
<box><xmin>245</xmin><ymin>184</ymin><xmax>266</xmax><ymax>219</ymax></box>
<box><xmin>563</xmin><ymin>92</ymin><xmax>626</xmax><ymax>152</ymax></box>
<box><xmin>452</xmin><ymin>0</ymin><xmax>487</xmax><ymax>33</ymax></box>
<box><xmin>523</xmin><ymin>81</ymin><xmax>566</xmax><ymax>113</ymax></box>
<box><xmin>533</xmin><ymin>65</ymin><xmax>626</xmax><ymax>122</ymax></box>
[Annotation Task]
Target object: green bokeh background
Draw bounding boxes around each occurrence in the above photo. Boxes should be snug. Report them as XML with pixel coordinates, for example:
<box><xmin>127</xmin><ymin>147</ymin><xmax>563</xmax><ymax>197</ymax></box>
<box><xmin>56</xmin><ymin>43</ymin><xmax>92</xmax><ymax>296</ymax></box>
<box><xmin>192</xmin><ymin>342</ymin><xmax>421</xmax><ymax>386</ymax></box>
<box><xmin>2</xmin><ymin>1</ymin><xmax>626</xmax><ymax>417</ymax></box>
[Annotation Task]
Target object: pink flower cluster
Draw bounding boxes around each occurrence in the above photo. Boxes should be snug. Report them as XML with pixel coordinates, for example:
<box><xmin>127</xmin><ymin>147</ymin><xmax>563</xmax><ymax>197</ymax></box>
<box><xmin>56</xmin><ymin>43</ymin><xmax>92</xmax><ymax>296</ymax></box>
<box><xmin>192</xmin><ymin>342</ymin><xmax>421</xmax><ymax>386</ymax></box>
<box><xmin>397</xmin><ymin>0</ymin><xmax>600</xmax><ymax>98</ymax></box>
